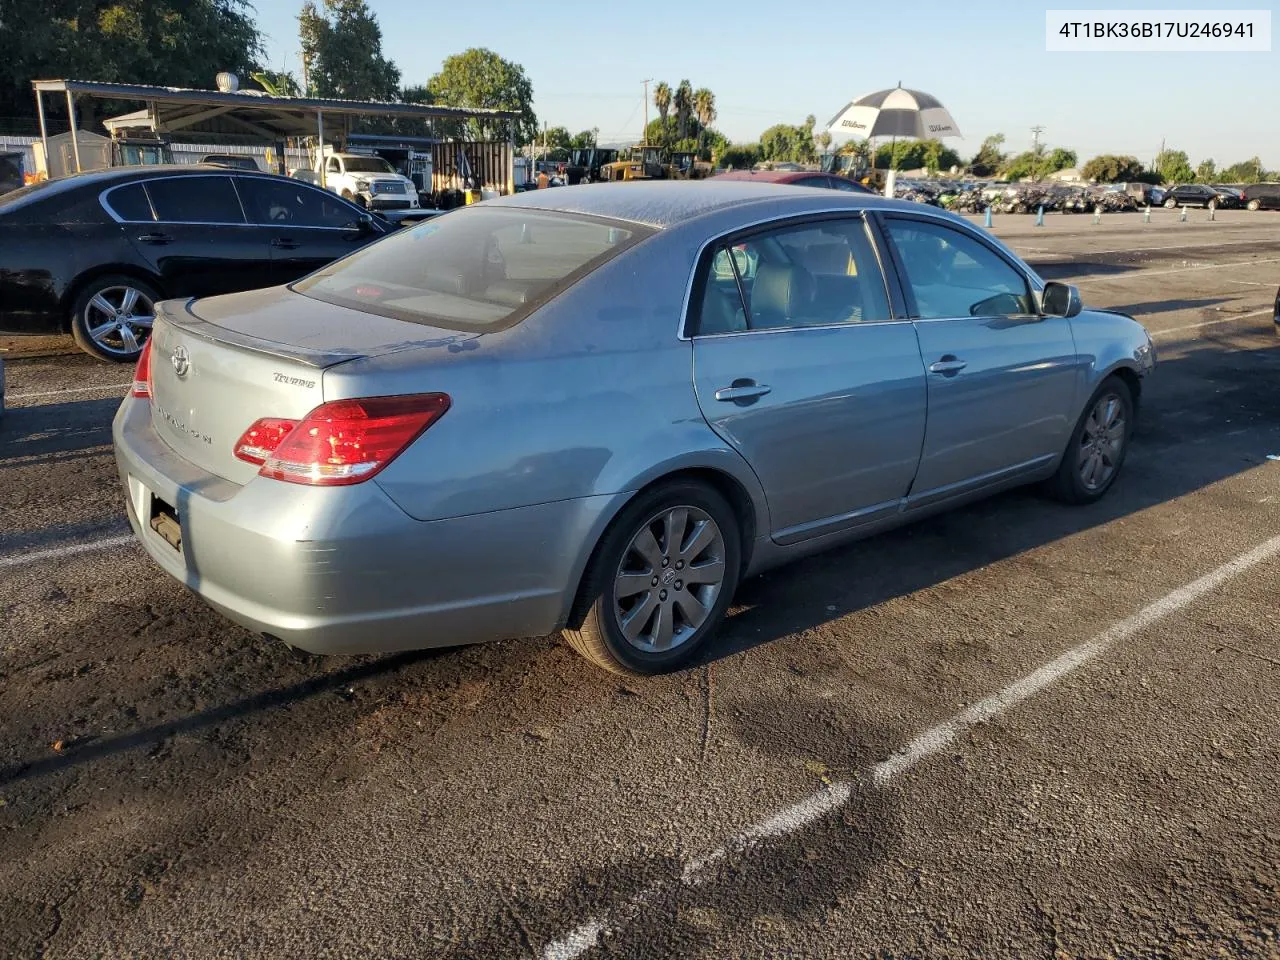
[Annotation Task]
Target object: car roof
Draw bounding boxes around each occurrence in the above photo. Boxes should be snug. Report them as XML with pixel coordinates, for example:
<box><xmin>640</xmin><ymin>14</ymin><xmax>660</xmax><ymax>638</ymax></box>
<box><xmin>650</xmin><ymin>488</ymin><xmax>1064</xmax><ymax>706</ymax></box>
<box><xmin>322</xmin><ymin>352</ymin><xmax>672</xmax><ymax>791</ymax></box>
<box><xmin>482</xmin><ymin>180</ymin><xmax>909</xmax><ymax>229</ymax></box>
<box><xmin>710</xmin><ymin>169</ymin><xmax>824</xmax><ymax>184</ymax></box>
<box><xmin>34</xmin><ymin>164</ymin><xmax>263</xmax><ymax>190</ymax></box>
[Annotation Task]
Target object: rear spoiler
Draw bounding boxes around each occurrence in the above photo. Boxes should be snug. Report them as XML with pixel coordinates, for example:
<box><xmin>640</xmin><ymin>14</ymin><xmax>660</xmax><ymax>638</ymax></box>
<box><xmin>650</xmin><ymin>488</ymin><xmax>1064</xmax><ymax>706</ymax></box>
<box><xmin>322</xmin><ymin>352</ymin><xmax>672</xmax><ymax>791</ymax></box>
<box><xmin>158</xmin><ymin>298</ymin><xmax>368</xmax><ymax>369</ymax></box>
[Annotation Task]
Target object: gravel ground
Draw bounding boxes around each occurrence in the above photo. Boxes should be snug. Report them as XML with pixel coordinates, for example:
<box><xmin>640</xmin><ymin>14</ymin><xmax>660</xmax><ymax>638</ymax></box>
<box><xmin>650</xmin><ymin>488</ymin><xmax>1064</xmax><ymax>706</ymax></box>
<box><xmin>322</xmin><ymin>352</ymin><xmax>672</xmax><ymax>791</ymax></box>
<box><xmin>1</xmin><ymin>210</ymin><xmax>1278</xmax><ymax>959</ymax></box>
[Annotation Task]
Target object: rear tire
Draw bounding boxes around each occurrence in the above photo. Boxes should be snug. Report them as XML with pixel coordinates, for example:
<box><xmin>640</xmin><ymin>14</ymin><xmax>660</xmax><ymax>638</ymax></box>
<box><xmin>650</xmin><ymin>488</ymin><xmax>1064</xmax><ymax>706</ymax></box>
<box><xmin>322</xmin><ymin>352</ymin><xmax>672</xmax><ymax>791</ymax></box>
<box><xmin>1048</xmin><ymin>375</ymin><xmax>1134</xmax><ymax>505</ymax></box>
<box><xmin>69</xmin><ymin>274</ymin><xmax>159</xmax><ymax>363</ymax></box>
<box><xmin>564</xmin><ymin>481</ymin><xmax>742</xmax><ymax>676</ymax></box>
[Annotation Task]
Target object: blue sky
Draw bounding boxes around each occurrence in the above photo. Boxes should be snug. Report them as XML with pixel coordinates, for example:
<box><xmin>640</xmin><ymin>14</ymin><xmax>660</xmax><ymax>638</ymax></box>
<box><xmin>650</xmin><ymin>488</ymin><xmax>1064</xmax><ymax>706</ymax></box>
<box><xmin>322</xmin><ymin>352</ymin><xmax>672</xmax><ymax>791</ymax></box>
<box><xmin>254</xmin><ymin>0</ymin><xmax>1277</xmax><ymax>167</ymax></box>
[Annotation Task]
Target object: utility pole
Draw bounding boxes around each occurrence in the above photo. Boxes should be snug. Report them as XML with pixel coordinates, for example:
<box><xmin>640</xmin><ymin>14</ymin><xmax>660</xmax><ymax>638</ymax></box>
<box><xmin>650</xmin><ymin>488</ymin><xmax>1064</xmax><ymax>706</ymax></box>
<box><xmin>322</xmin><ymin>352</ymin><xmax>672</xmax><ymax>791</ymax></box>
<box><xmin>642</xmin><ymin>78</ymin><xmax>653</xmax><ymax>144</ymax></box>
<box><xmin>1030</xmin><ymin>125</ymin><xmax>1045</xmax><ymax>154</ymax></box>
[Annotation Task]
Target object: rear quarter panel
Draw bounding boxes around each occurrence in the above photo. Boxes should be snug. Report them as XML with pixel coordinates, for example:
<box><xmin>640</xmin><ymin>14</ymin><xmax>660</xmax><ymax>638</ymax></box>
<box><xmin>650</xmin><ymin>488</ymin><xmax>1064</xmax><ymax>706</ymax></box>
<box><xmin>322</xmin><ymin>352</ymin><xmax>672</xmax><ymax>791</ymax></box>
<box><xmin>323</xmin><ymin>221</ymin><xmax>770</xmax><ymax>527</ymax></box>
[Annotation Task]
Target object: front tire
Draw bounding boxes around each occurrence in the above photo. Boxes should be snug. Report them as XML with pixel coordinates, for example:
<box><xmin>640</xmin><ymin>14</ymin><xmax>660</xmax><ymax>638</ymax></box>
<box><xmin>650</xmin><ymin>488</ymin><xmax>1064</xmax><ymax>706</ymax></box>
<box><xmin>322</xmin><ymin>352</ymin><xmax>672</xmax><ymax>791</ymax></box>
<box><xmin>564</xmin><ymin>481</ymin><xmax>742</xmax><ymax>675</ymax></box>
<box><xmin>69</xmin><ymin>275</ymin><xmax>158</xmax><ymax>363</ymax></box>
<box><xmin>1247</xmin><ymin>199</ymin><xmax>1261</xmax><ymax>211</ymax></box>
<box><xmin>1048</xmin><ymin>376</ymin><xmax>1134</xmax><ymax>504</ymax></box>
<box><xmin>1163</xmin><ymin>197</ymin><xmax>1177</xmax><ymax>208</ymax></box>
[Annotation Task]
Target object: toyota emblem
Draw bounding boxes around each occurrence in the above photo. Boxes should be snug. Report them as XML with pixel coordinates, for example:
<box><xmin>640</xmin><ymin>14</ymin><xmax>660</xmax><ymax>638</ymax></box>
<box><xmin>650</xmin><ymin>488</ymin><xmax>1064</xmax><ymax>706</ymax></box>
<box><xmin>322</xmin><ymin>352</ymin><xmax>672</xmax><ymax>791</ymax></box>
<box><xmin>171</xmin><ymin>345</ymin><xmax>190</xmax><ymax>377</ymax></box>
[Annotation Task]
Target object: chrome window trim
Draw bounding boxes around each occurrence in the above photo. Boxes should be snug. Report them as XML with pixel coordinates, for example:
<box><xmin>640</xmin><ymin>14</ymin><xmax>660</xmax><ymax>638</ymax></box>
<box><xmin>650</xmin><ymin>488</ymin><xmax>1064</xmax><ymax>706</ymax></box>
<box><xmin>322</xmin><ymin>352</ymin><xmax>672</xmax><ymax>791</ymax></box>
<box><xmin>98</xmin><ymin>172</ymin><xmax>377</xmax><ymax>232</ymax></box>
<box><xmin>678</xmin><ymin>206</ymin><xmax>905</xmax><ymax>340</ymax></box>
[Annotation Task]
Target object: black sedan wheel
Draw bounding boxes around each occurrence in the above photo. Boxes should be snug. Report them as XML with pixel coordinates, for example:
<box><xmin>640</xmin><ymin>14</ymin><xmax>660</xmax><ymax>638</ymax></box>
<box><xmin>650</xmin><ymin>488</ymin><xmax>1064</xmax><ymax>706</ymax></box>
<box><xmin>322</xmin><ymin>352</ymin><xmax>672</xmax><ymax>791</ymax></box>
<box><xmin>1163</xmin><ymin>197</ymin><xmax>1177</xmax><ymax>208</ymax></box>
<box><xmin>70</xmin><ymin>275</ymin><xmax>158</xmax><ymax>362</ymax></box>
<box><xmin>564</xmin><ymin>480</ymin><xmax>741</xmax><ymax>675</ymax></box>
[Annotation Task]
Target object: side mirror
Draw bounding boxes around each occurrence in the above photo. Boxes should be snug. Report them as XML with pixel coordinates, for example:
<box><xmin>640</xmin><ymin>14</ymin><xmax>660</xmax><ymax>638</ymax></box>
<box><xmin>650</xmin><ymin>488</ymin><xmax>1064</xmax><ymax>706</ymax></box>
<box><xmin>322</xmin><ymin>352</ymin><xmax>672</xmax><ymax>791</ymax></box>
<box><xmin>356</xmin><ymin>212</ymin><xmax>376</xmax><ymax>233</ymax></box>
<box><xmin>1042</xmin><ymin>281</ymin><xmax>1082</xmax><ymax>318</ymax></box>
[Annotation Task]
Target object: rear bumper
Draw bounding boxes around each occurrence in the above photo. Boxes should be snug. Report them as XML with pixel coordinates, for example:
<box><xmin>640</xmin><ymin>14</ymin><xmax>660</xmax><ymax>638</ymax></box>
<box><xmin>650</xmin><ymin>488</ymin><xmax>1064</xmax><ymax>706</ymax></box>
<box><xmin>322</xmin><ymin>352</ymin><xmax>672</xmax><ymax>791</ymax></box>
<box><xmin>112</xmin><ymin>396</ymin><xmax>614</xmax><ymax>655</ymax></box>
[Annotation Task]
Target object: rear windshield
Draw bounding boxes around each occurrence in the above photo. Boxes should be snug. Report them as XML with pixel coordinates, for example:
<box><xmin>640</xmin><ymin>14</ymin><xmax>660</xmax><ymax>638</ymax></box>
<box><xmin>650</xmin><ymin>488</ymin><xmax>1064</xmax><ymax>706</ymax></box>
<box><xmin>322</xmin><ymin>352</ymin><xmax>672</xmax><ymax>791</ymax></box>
<box><xmin>293</xmin><ymin>206</ymin><xmax>652</xmax><ymax>331</ymax></box>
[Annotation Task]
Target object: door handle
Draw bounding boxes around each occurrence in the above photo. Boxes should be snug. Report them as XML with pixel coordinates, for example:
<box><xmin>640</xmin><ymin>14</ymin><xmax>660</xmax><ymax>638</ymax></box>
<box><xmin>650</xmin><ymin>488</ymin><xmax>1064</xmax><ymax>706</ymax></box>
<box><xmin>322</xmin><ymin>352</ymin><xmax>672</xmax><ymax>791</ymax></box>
<box><xmin>136</xmin><ymin>233</ymin><xmax>172</xmax><ymax>245</ymax></box>
<box><xmin>929</xmin><ymin>357</ymin><xmax>968</xmax><ymax>375</ymax></box>
<box><xmin>271</xmin><ymin>238</ymin><xmax>301</xmax><ymax>250</ymax></box>
<box><xmin>714</xmin><ymin>381</ymin><xmax>772</xmax><ymax>403</ymax></box>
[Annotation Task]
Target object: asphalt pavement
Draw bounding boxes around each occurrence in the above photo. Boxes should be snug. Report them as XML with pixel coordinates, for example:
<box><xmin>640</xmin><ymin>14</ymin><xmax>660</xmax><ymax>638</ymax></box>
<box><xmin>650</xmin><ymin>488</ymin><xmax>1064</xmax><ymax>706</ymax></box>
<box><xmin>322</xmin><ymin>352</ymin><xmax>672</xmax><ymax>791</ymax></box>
<box><xmin>1</xmin><ymin>208</ymin><xmax>1278</xmax><ymax>959</ymax></box>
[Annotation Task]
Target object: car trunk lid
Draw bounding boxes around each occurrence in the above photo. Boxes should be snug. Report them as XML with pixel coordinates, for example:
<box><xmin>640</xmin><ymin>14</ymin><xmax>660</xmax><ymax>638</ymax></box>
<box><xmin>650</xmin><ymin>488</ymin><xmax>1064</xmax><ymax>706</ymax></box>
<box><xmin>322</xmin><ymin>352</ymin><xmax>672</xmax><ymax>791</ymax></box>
<box><xmin>146</xmin><ymin>286</ymin><xmax>433</xmax><ymax>484</ymax></box>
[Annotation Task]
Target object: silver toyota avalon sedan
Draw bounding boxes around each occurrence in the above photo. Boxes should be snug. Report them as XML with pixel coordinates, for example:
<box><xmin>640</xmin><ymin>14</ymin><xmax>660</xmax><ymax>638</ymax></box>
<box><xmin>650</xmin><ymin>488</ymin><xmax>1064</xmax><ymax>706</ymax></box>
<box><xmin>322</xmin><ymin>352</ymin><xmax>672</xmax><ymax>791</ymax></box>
<box><xmin>113</xmin><ymin>182</ymin><xmax>1156</xmax><ymax>675</ymax></box>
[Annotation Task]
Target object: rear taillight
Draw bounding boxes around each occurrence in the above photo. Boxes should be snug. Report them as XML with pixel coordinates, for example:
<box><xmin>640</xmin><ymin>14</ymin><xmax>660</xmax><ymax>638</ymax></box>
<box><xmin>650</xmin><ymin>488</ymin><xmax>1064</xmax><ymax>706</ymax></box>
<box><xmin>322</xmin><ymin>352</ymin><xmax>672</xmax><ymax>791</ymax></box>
<box><xmin>131</xmin><ymin>339</ymin><xmax>153</xmax><ymax>399</ymax></box>
<box><xmin>234</xmin><ymin>417</ymin><xmax>300</xmax><ymax>465</ymax></box>
<box><xmin>234</xmin><ymin>393</ymin><xmax>450</xmax><ymax>486</ymax></box>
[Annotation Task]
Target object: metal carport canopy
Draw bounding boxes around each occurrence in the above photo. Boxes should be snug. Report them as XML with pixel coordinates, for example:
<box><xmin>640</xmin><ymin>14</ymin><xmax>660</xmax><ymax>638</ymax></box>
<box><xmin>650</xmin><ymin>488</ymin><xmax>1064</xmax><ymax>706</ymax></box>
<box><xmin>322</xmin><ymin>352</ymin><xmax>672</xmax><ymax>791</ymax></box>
<box><xmin>31</xmin><ymin>79</ymin><xmax>517</xmax><ymax>182</ymax></box>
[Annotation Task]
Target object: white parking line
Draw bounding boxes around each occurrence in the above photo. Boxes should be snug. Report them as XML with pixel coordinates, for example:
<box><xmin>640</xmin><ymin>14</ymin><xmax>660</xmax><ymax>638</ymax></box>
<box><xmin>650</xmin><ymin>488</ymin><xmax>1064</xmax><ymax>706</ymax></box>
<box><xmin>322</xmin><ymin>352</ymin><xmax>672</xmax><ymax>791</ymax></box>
<box><xmin>1070</xmin><ymin>256</ymin><xmax>1280</xmax><ymax>285</ymax></box>
<box><xmin>1151</xmin><ymin>307</ymin><xmax>1275</xmax><ymax>338</ymax></box>
<box><xmin>1028</xmin><ymin>236</ymin><xmax>1279</xmax><ymax>259</ymax></box>
<box><xmin>6</xmin><ymin>382</ymin><xmax>132</xmax><ymax>402</ymax></box>
<box><xmin>0</xmin><ymin>534</ymin><xmax>136</xmax><ymax>570</ymax></box>
<box><xmin>1072</xmin><ymin>256</ymin><xmax>1280</xmax><ymax>284</ymax></box>
<box><xmin>541</xmin><ymin>531</ymin><xmax>1280</xmax><ymax>960</ymax></box>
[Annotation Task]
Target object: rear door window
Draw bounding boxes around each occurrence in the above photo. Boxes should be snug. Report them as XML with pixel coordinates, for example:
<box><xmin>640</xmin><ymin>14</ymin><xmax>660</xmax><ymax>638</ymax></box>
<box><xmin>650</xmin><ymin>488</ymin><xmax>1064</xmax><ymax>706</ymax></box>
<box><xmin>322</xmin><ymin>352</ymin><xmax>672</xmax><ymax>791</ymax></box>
<box><xmin>103</xmin><ymin>183</ymin><xmax>154</xmax><ymax>222</ymax></box>
<box><xmin>692</xmin><ymin>217</ymin><xmax>892</xmax><ymax>335</ymax></box>
<box><xmin>145</xmin><ymin>176</ymin><xmax>245</xmax><ymax>224</ymax></box>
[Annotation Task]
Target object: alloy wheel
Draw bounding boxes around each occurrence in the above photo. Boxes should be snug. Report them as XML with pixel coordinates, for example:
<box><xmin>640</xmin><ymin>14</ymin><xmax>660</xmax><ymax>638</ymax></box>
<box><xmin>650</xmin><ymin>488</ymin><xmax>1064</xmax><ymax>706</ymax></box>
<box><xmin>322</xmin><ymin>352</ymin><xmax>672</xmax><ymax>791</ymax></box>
<box><xmin>612</xmin><ymin>506</ymin><xmax>727</xmax><ymax>653</ymax></box>
<box><xmin>1078</xmin><ymin>392</ymin><xmax>1126</xmax><ymax>491</ymax></box>
<box><xmin>83</xmin><ymin>285</ymin><xmax>154</xmax><ymax>357</ymax></box>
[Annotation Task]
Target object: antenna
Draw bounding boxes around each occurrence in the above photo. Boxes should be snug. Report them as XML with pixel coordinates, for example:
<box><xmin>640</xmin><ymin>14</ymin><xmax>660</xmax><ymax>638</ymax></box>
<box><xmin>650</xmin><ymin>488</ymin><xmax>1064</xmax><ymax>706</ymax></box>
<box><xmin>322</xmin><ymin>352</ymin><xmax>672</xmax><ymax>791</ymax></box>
<box><xmin>1031</xmin><ymin>125</ymin><xmax>1045</xmax><ymax>153</ymax></box>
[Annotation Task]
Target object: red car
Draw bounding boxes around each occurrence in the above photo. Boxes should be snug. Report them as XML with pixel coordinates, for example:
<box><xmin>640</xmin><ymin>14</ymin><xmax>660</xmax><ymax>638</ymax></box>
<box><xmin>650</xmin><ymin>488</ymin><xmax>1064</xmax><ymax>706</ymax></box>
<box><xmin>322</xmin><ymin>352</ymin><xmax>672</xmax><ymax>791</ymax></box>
<box><xmin>711</xmin><ymin>169</ymin><xmax>872</xmax><ymax>193</ymax></box>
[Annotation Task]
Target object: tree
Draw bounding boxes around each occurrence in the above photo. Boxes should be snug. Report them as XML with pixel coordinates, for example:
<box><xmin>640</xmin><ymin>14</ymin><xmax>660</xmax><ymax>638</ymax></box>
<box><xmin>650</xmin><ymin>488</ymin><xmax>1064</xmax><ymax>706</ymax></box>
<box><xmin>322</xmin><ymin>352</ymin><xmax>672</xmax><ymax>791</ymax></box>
<box><xmin>1080</xmin><ymin>154</ymin><xmax>1144</xmax><ymax>182</ymax></box>
<box><xmin>427</xmin><ymin>47</ymin><xmax>537</xmax><ymax>144</ymax></box>
<box><xmin>0</xmin><ymin>0</ymin><xmax>262</xmax><ymax>128</ymax></box>
<box><xmin>693</xmin><ymin>88</ymin><xmax>716</xmax><ymax>152</ymax></box>
<box><xmin>1154</xmin><ymin>148</ymin><xmax>1195</xmax><ymax>184</ymax></box>
<box><xmin>1220</xmin><ymin>157</ymin><xmax>1267</xmax><ymax>182</ymax></box>
<box><xmin>968</xmin><ymin>134</ymin><xmax>1006</xmax><ymax>177</ymax></box>
<box><xmin>251</xmin><ymin>70</ymin><xmax>301</xmax><ymax>97</ymax></box>
<box><xmin>1046</xmin><ymin>147</ymin><xmax>1077</xmax><ymax>172</ymax></box>
<box><xmin>673</xmin><ymin>80</ymin><xmax>693</xmax><ymax>141</ymax></box>
<box><xmin>719</xmin><ymin>144</ymin><xmax>760</xmax><ymax>170</ymax></box>
<box><xmin>298</xmin><ymin>0</ymin><xmax>400</xmax><ymax>101</ymax></box>
<box><xmin>400</xmin><ymin>84</ymin><xmax>433</xmax><ymax>104</ymax></box>
<box><xmin>1000</xmin><ymin>144</ymin><xmax>1077</xmax><ymax>181</ymax></box>
<box><xmin>1195</xmin><ymin>158</ymin><xmax>1217</xmax><ymax>182</ymax></box>
<box><xmin>818</xmin><ymin>131</ymin><xmax>833</xmax><ymax>154</ymax></box>
<box><xmin>758</xmin><ymin>118</ymin><xmax>816</xmax><ymax>164</ymax></box>
<box><xmin>570</xmin><ymin>128</ymin><xmax>599</xmax><ymax>149</ymax></box>
<box><xmin>653</xmin><ymin>82</ymin><xmax>672</xmax><ymax>143</ymax></box>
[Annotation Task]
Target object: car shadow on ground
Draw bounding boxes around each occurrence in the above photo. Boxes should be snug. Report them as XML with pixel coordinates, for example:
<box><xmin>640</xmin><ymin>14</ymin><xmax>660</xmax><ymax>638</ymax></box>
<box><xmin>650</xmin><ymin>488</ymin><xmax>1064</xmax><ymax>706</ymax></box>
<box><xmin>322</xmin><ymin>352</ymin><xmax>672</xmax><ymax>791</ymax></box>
<box><xmin>0</xmin><ymin>397</ymin><xmax>119</xmax><ymax>459</ymax></box>
<box><xmin>697</xmin><ymin>335</ymin><xmax>1280</xmax><ymax>667</ymax></box>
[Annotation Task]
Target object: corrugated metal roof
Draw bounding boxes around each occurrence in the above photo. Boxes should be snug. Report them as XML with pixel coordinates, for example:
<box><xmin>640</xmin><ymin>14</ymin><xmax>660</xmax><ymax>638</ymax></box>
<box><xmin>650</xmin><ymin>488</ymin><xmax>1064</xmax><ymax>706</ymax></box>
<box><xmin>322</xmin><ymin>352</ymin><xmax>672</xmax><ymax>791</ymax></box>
<box><xmin>31</xmin><ymin>79</ymin><xmax>516</xmax><ymax>121</ymax></box>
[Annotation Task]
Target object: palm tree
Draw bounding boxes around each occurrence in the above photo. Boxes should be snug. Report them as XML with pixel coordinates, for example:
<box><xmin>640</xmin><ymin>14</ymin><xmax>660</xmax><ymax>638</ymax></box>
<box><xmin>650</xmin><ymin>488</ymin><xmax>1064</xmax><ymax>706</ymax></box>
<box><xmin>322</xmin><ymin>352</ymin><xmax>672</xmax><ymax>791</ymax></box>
<box><xmin>693</xmin><ymin>88</ymin><xmax>716</xmax><ymax>153</ymax></box>
<box><xmin>674</xmin><ymin>80</ymin><xmax>693</xmax><ymax>142</ymax></box>
<box><xmin>652</xmin><ymin>82</ymin><xmax>671</xmax><ymax>145</ymax></box>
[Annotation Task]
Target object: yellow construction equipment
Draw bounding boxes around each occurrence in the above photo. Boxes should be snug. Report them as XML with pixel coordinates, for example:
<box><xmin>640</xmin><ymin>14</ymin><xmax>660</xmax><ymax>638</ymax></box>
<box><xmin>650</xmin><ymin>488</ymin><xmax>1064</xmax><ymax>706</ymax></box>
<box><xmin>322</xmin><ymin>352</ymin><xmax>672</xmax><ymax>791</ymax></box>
<box><xmin>600</xmin><ymin>144</ymin><xmax>665</xmax><ymax>182</ymax></box>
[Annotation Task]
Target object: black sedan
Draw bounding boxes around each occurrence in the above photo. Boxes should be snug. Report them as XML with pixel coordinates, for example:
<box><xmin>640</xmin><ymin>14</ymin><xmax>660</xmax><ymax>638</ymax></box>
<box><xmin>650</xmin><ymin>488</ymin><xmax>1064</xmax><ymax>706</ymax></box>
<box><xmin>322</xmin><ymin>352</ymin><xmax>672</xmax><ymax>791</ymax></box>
<box><xmin>1161</xmin><ymin>183</ymin><xmax>1239</xmax><ymax>210</ymax></box>
<box><xmin>0</xmin><ymin>165</ymin><xmax>388</xmax><ymax>361</ymax></box>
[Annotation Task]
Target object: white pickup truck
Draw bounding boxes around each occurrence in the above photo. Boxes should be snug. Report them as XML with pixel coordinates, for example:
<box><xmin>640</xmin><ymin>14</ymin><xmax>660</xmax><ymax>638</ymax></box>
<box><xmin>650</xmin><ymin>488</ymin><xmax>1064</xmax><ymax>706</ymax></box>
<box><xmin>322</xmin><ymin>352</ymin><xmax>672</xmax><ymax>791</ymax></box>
<box><xmin>292</xmin><ymin>152</ymin><xmax>420</xmax><ymax>211</ymax></box>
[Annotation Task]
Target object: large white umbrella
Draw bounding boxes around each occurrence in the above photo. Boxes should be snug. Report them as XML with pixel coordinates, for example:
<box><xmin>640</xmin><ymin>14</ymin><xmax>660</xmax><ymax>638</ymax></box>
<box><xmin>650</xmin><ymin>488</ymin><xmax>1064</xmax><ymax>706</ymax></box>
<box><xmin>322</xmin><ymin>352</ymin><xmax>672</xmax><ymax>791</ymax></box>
<box><xmin>824</xmin><ymin>83</ymin><xmax>963</xmax><ymax>141</ymax></box>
